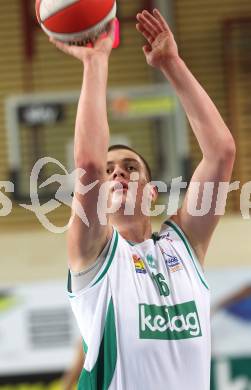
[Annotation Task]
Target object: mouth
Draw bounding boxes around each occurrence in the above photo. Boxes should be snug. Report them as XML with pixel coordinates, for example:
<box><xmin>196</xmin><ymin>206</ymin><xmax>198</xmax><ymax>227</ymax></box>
<box><xmin>112</xmin><ymin>181</ymin><xmax>128</xmax><ymax>192</ymax></box>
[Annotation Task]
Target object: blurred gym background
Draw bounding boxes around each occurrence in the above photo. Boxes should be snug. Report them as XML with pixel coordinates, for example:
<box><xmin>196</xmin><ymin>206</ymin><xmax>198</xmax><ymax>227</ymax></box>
<box><xmin>0</xmin><ymin>0</ymin><xmax>251</xmax><ymax>389</ymax></box>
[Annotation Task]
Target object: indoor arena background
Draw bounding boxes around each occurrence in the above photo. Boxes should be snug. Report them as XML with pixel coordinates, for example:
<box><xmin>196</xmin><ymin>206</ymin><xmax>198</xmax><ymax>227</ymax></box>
<box><xmin>0</xmin><ymin>0</ymin><xmax>251</xmax><ymax>389</ymax></box>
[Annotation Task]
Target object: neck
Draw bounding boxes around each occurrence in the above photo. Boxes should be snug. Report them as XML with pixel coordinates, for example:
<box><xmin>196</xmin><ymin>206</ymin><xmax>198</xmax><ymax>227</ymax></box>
<box><xmin>110</xmin><ymin>214</ymin><xmax>152</xmax><ymax>243</ymax></box>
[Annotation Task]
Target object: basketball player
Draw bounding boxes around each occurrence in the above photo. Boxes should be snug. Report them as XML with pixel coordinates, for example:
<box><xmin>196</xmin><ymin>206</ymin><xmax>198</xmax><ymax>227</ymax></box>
<box><xmin>51</xmin><ymin>9</ymin><xmax>235</xmax><ymax>389</ymax></box>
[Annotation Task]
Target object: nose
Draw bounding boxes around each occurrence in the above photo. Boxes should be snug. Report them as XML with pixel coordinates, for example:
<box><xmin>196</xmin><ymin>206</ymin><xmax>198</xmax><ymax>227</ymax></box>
<box><xmin>112</xmin><ymin>165</ymin><xmax>127</xmax><ymax>180</ymax></box>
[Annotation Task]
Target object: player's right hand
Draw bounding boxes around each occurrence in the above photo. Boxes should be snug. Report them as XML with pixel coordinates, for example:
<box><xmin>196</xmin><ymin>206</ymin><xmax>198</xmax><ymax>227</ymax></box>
<box><xmin>50</xmin><ymin>19</ymin><xmax>115</xmax><ymax>64</ymax></box>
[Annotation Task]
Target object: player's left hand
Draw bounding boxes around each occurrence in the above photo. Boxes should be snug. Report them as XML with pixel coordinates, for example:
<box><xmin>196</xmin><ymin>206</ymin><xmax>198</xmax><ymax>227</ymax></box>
<box><xmin>136</xmin><ymin>9</ymin><xmax>179</xmax><ymax>69</ymax></box>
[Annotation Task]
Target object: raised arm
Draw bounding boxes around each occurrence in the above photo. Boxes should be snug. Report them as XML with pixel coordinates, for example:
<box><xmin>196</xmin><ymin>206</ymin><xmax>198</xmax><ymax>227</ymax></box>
<box><xmin>136</xmin><ymin>9</ymin><xmax>235</xmax><ymax>265</ymax></box>
<box><xmin>50</xmin><ymin>23</ymin><xmax>115</xmax><ymax>272</ymax></box>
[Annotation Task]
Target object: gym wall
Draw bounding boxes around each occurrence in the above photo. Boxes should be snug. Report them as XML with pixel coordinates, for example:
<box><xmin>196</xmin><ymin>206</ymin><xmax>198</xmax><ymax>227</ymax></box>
<box><xmin>0</xmin><ymin>0</ymin><xmax>251</xmax><ymax>285</ymax></box>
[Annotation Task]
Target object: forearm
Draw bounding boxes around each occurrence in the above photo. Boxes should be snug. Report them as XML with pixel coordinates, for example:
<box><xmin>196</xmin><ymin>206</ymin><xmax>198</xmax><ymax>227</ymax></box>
<box><xmin>74</xmin><ymin>55</ymin><xmax>109</xmax><ymax>169</ymax></box>
<box><xmin>161</xmin><ymin>57</ymin><xmax>235</xmax><ymax>159</ymax></box>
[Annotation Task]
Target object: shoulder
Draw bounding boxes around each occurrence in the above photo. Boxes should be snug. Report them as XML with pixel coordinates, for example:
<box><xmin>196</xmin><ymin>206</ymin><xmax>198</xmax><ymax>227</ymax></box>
<box><xmin>159</xmin><ymin>218</ymin><xmax>210</xmax><ymax>290</ymax></box>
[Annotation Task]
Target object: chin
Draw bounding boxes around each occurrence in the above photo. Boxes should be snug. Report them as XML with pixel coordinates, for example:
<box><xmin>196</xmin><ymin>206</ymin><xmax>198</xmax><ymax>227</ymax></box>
<box><xmin>109</xmin><ymin>191</ymin><xmax>134</xmax><ymax>215</ymax></box>
<box><xmin>110</xmin><ymin>194</ymin><xmax>126</xmax><ymax>211</ymax></box>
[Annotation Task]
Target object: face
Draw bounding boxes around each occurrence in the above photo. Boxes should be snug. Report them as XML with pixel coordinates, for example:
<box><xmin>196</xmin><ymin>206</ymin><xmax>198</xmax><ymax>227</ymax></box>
<box><xmin>106</xmin><ymin>149</ymin><xmax>155</xmax><ymax>216</ymax></box>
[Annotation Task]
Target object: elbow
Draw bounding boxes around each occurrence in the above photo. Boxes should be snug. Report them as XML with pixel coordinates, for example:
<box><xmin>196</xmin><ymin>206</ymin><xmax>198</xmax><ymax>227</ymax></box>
<box><xmin>75</xmin><ymin>156</ymin><xmax>104</xmax><ymax>177</ymax></box>
<box><xmin>221</xmin><ymin>135</ymin><xmax>236</xmax><ymax>163</ymax></box>
<box><xmin>205</xmin><ymin>133</ymin><xmax>236</xmax><ymax>166</ymax></box>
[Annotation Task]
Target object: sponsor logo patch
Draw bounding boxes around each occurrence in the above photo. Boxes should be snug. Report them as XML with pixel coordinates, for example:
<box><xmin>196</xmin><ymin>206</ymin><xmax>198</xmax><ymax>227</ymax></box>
<box><xmin>139</xmin><ymin>301</ymin><xmax>202</xmax><ymax>340</ymax></box>
<box><xmin>146</xmin><ymin>254</ymin><xmax>157</xmax><ymax>270</ymax></box>
<box><xmin>165</xmin><ymin>254</ymin><xmax>183</xmax><ymax>272</ymax></box>
<box><xmin>133</xmin><ymin>254</ymin><xmax>147</xmax><ymax>274</ymax></box>
<box><xmin>160</xmin><ymin>247</ymin><xmax>183</xmax><ymax>272</ymax></box>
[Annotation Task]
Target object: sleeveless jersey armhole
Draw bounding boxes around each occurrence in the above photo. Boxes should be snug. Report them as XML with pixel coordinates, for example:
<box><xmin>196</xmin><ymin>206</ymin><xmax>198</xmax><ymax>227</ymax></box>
<box><xmin>163</xmin><ymin>219</ymin><xmax>210</xmax><ymax>290</ymax></box>
<box><xmin>68</xmin><ymin>229</ymin><xmax>119</xmax><ymax>297</ymax></box>
<box><xmin>68</xmin><ymin>237</ymin><xmax>112</xmax><ymax>294</ymax></box>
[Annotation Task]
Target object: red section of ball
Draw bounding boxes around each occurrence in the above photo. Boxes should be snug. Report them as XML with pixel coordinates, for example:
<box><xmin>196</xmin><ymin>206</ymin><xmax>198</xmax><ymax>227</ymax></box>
<box><xmin>42</xmin><ymin>0</ymin><xmax>115</xmax><ymax>34</ymax></box>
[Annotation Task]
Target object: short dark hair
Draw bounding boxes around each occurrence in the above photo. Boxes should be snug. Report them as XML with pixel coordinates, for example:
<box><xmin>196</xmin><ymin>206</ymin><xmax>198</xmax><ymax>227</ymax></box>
<box><xmin>108</xmin><ymin>144</ymin><xmax>152</xmax><ymax>181</ymax></box>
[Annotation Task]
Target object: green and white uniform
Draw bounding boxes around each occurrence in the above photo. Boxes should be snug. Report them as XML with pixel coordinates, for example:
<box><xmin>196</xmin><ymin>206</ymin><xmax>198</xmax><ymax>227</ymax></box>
<box><xmin>68</xmin><ymin>220</ymin><xmax>210</xmax><ymax>390</ymax></box>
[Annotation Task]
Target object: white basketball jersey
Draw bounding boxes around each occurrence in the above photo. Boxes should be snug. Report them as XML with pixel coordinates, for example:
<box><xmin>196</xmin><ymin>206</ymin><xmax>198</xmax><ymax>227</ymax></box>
<box><xmin>68</xmin><ymin>220</ymin><xmax>211</xmax><ymax>390</ymax></box>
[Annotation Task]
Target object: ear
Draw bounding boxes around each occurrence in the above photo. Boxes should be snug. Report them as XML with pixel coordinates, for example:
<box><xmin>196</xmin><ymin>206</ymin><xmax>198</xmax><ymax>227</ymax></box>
<box><xmin>150</xmin><ymin>185</ymin><xmax>158</xmax><ymax>202</ymax></box>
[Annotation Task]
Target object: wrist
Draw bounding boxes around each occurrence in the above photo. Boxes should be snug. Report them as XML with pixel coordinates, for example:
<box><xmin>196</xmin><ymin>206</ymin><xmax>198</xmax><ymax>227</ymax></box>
<box><xmin>160</xmin><ymin>55</ymin><xmax>182</xmax><ymax>75</ymax></box>
<box><xmin>82</xmin><ymin>52</ymin><xmax>109</xmax><ymax>67</ymax></box>
<box><xmin>82</xmin><ymin>53</ymin><xmax>109</xmax><ymax>87</ymax></box>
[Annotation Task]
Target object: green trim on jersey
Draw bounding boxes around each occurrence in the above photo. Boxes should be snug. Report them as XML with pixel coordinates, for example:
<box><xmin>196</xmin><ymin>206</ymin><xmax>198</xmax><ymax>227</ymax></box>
<box><xmin>82</xmin><ymin>338</ymin><xmax>88</xmax><ymax>354</ymax></box>
<box><xmin>67</xmin><ymin>270</ymin><xmax>72</xmax><ymax>294</ymax></box>
<box><xmin>126</xmin><ymin>240</ymin><xmax>135</xmax><ymax>247</ymax></box>
<box><xmin>78</xmin><ymin>298</ymin><xmax>117</xmax><ymax>390</ymax></box>
<box><xmin>68</xmin><ymin>270</ymin><xmax>76</xmax><ymax>298</ymax></box>
<box><xmin>164</xmin><ymin>220</ymin><xmax>209</xmax><ymax>290</ymax></box>
<box><xmin>92</xmin><ymin>230</ymin><xmax>119</xmax><ymax>287</ymax></box>
<box><xmin>151</xmin><ymin>232</ymin><xmax>159</xmax><ymax>243</ymax></box>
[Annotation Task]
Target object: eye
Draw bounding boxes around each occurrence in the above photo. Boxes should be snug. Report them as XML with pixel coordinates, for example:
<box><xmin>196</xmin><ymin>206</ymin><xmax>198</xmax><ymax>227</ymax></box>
<box><xmin>106</xmin><ymin>167</ymin><xmax>113</xmax><ymax>174</ymax></box>
<box><xmin>127</xmin><ymin>165</ymin><xmax>136</xmax><ymax>172</ymax></box>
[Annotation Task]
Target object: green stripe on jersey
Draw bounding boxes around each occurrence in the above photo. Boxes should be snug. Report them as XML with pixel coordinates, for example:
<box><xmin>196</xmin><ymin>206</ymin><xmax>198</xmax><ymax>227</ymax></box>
<box><xmin>78</xmin><ymin>298</ymin><xmax>117</xmax><ymax>390</ymax></box>
<box><xmin>165</xmin><ymin>220</ymin><xmax>209</xmax><ymax>290</ymax></box>
<box><xmin>92</xmin><ymin>230</ymin><xmax>118</xmax><ymax>287</ymax></box>
<box><xmin>67</xmin><ymin>270</ymin><xmax>72</xmax><ymax>293</ymax></box>
<box><xmin>82</xmin><ymin>338</ymin><xmax>88</xmax><ymax>354</ymax></box>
